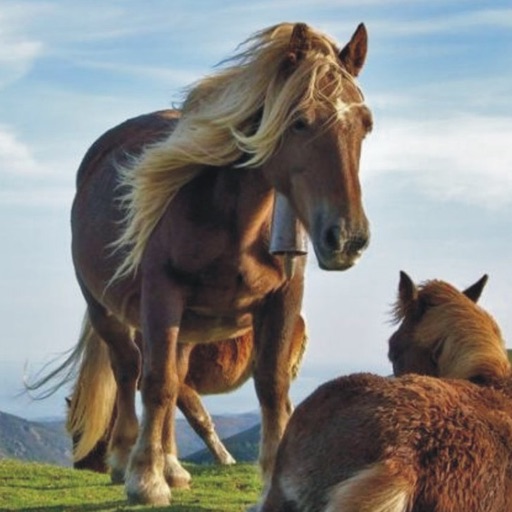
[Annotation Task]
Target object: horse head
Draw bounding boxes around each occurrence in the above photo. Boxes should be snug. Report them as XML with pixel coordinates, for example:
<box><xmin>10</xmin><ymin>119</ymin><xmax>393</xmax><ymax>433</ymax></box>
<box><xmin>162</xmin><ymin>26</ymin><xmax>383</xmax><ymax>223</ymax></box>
<box><xmin>388</xmin><ymin>271</ymin><xmax>510</xmax><ymax>382</ymax></box>
<box><xmin>261</xmin><ymin>23</ymin><xmax>372</xmax><ymax>270</ymax></box>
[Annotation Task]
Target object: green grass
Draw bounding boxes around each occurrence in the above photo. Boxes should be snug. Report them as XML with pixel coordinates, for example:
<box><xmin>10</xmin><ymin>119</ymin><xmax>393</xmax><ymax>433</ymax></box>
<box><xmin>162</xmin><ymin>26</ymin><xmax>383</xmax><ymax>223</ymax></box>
<box><xmin>0</xmin><ymin>459</ymin><xmax>261</xmax><ymax>511</ymax></box>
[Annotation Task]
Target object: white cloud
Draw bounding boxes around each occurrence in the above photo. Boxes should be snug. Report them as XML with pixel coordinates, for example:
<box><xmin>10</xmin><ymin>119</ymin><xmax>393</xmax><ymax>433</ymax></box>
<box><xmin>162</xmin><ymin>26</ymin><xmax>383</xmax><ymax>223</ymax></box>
<box><xmin>363</xmin><ymin>114</ymin><xmax>512</xmax><ymax>208</ymax></box>
<box><xmin>0</xmin><ymin>126</ymin><xmax>41</xmax><ymax>174</ymax></box>
<box><xmin>0</xmin><ymin>19</ymin><xmax>43</xmax><ymax>88</ymax></box>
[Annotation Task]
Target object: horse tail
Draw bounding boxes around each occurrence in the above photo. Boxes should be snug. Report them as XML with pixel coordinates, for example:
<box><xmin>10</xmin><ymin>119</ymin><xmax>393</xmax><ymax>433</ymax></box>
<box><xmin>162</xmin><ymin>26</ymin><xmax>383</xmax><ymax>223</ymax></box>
<box><xmin>324</xmin><ymin>460</ymin><xmax>416</xmax><ymax>512</ymax></box>
<box><xmin>66</xmin><ymin>312</ymin><xmax>117</xmax><ymax>462</ymax></box>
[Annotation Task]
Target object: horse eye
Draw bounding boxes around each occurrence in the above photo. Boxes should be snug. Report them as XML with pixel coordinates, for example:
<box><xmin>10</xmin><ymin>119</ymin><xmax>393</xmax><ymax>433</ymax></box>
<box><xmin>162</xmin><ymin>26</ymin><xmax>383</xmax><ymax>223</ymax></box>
<box><xmin>291</xmin><ymin>118</ymin><xmax>309</xmax><ymax>133</ymax></box>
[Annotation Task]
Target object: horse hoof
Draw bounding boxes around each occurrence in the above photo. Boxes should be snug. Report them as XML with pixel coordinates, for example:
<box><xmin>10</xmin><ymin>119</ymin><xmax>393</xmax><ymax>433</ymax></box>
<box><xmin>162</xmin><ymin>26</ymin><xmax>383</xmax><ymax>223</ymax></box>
<box><xmin>125</xmin><ymin>475</ymin><xmax>171</xmax><ymax>505</ymax></box>
<box><xmin>110</xmin><ymin>468</ymin><xmax>125</xmax><ymax>485</ymax></box>
<box><xmin>167</xmin><ymin>474</ymin><xmax>191</xmax><ymax>489</ymax></box>
<box><xmin>126</xmin><ymin>490</ymin><xmax>171</xmax><ymax>506</ymax></box>
<box><xmin>219</xmin><ymin>453</ymin><xmax>236</xmax><ymax>465</ymax></box>
<box><xmin>164</xmin><ymin>454</ymin><xmax>192</xmax><ymax>488</ymax></box>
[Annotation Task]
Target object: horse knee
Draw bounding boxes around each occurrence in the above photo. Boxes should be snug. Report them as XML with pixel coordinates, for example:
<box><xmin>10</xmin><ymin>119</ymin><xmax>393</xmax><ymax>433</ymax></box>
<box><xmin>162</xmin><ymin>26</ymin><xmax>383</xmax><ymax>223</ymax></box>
<box><xmin>141</xmin><ymin>372</ymin><xmax>179</xmax><ymax>407</ymax></box>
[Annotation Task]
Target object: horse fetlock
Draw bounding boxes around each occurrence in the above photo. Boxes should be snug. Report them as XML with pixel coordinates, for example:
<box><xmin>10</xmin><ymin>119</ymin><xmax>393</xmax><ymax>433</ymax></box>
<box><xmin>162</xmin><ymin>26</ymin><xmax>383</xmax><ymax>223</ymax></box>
<box><xmin>216</xmin><ymin>447</ymin><xmax>236</xmax><ymax>465</ymax></box>
<box><xmin>125</xmin><ymin>468</ymin><xmax>171</xmax><ymax>505</ymax></box>
<box><xmin>124</xmin><ymin>444</ymin><xmax>171</xmax><ymax>503</ymax></box>
<box><xmin>163</xmin><ymin>454</ymin><xmax>192</xmax><ymax>488</ymax></box>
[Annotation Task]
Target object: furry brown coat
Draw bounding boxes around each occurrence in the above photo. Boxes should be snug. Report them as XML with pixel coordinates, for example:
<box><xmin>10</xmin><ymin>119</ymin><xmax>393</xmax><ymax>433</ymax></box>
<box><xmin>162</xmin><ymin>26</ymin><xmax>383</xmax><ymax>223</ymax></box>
<box><xmin>256</xmin><ymin>272</ymin><xmax>512</xmax><ymax>511</ymax></box>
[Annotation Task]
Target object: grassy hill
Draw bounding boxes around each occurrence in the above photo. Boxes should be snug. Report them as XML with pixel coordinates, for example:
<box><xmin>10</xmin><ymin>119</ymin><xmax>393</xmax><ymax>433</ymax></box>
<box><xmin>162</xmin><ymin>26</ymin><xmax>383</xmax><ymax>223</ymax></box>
<box><xmin>0</xmin><ymin>458</ymin><xmax>262</xmax><ymax>511</ymax></box>
<box><xmin>185</xmin><ymin>424</ymin><xmax>260</xmax><ymax>464</ymax></box>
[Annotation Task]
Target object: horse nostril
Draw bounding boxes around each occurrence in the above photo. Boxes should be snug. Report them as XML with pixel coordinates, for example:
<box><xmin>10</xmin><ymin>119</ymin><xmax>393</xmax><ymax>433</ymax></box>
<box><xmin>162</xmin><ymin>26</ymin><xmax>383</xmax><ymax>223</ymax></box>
<box><xmin>345</xmin><ymin>235</ymin><xmax>369</xmax><ymax>255</ymax></box>
<box><xmin>324</xmin><ymin>226</ymin><xmax>343</xmax><ymax>252</ymax></box>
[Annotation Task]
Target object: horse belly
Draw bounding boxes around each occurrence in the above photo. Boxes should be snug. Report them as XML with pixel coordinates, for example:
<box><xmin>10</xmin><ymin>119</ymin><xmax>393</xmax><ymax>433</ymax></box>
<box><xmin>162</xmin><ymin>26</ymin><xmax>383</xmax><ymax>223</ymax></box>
<box><xmin>178</xmin><ymin>309</ymin><xmax>253</xmax><ymax>344</ymax></box>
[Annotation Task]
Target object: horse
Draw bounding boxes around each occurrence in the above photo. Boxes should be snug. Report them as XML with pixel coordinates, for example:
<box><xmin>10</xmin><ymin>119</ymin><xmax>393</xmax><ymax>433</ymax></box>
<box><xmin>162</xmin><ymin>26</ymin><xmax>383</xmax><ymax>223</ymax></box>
<box><xmin>388</xmin><ymin>270</ymin><xmax>510</xmax><ymax>382</ymax></box>
<box><xmin>257</xmin><ymin>272</ymin><xmax>512</xmax><ymax>512</ymax></box>
<box><xmin>28</xmin><ymin>22</ymin><xmax>372</xmax><ymax>505</ymax></box>
<box><xmin>66</xmin><ymin>312</ymin><xmax>307</xmax><ymax>474</ymax></box>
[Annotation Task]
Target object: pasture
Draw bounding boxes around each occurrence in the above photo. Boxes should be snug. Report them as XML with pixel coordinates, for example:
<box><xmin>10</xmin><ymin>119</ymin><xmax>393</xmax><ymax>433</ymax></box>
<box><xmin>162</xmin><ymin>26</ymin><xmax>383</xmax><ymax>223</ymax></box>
<box><xmin>0</xmin><ymin>459</ymin><xmax>260</xmax><ymax>511</ymax></box>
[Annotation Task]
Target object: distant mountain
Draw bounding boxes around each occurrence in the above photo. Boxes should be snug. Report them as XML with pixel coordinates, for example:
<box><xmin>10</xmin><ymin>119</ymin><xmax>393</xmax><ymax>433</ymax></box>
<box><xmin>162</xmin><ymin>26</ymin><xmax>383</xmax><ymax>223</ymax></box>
<box><xmin>0</xmin><ymin>411</ymin><xmax>71</xmax><ymax>466</ymax></box>
<box><xmin>0</xmin><ymin>409</ymin><xmax>260</xmax><ymax>467</ymax></box>
<box><xmin>177</xmin><ymin>411</ymin><xmax>259</xmax><ymax>455</ymax></box>
<box><xmin>185</xmin><ymin>423</ymin><xmax>260</xmax><ymax>464</ymax></box>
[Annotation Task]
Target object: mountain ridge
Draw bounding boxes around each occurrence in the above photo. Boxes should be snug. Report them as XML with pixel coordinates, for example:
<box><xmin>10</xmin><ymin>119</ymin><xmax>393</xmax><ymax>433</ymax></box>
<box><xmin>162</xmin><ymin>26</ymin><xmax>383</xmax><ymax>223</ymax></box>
<box><xmin>0</xmin><ymin>409</ymin><xmax>260</xmax><ymax>466</ymax></box>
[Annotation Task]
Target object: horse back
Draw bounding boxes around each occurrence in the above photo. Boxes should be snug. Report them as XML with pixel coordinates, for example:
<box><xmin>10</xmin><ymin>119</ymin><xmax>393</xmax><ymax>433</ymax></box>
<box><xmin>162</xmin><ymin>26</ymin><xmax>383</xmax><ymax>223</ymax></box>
<box><xmin>271</xmin><ymin>373</ymin><xmax>512</xmax><ymax>512</ymax></box>
<box><xmin>75</xmin><ymin>109</ymin><xmax>180</xmax><ymax>188</ymax></box>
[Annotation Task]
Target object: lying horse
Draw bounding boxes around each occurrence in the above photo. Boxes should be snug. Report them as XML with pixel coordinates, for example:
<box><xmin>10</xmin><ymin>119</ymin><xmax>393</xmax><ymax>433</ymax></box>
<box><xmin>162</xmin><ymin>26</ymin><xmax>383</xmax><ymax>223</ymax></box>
<box><xmin>388</xmin><ymin>270</ymin><xmax>510</xmax><ymax>382</ymax></box>
<box><xmin>28</xmin><ymin>22</ymin><xmax>372</xmax><ymax>505</ymax></box>
<box><xmin>66</xmin><ymin>312</ymin><xmax>306</xmax><ymax>474</ymax></box>
<box><xmin>257</xmin><ymin>272</ymin><xmax>512</xmax><ymax>512</ymax></box>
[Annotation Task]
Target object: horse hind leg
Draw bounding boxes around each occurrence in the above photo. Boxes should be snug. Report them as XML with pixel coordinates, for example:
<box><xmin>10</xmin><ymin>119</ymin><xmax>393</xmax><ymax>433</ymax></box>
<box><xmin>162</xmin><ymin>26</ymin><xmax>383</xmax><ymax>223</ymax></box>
<box><xmin>324</xmin><ymin>460</ymin><xmax>416</xmax><ymax>512</ymax></box>
<box><xmin>178</xmin><ymin>383</ymin><xmax>236</xmax><ymax>465</ymax></box>
<box><xmin>87</xmin><ymin>303</ymin><xmax>141</xmax><ymax>484</ymax></box>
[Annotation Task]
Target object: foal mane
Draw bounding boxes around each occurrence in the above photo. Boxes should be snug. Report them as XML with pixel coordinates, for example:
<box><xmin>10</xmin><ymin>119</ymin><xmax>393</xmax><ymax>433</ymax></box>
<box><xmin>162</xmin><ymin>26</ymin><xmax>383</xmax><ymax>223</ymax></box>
<box><xmin>395</xmin><ymin>279</ymin><xmax>510</xmax><ymax>382</ymax></box>
<box><xmin>111</xmin><ymin>22</ymin><xmax>362</xmax><ymax>281</ymax></box>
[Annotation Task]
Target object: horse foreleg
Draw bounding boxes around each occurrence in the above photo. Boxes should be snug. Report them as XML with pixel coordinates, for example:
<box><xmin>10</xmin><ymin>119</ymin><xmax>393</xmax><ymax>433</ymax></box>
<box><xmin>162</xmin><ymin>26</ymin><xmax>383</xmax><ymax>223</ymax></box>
<box><xmin>252</xmin><ymin>282</ymin><xmax>303</xmax><ymax>489</ymax></box>
<box><xmin>178</xmin><ymin>383</ymin><xmax>236</xmax><ymax>465</ymax></box>
<box><xmin>161</xmin><ymin>400</ymin><xmax>192</xmax><ymax>488</ymax></box>
<box><xmin>124</xmin><ymin>281</ymin><xmax>183</xmax><ymax>505</ymax></box>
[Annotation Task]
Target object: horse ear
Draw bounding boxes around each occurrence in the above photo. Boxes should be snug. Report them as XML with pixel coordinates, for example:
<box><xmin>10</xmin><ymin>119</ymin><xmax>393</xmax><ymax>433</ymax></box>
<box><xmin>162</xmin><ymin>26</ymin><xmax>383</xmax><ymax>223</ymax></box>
<box><xmin>286</xmin><ymin>23</ymin><xmax>311</xmax><ymax>67</ymax></box>
<box><xmin>339</xmin><ymin>23</ymin><xmax>368</xmax><ymax>77</ymax></box>
<box><xmin>398</xmin><ymin>270</ymin><xmax>418</xmax><ymax>308</ymax></box>
<box><xmin>463</xmin><ymin>274</ymin><xmax>489</xmax><ymax>303</ymax></box>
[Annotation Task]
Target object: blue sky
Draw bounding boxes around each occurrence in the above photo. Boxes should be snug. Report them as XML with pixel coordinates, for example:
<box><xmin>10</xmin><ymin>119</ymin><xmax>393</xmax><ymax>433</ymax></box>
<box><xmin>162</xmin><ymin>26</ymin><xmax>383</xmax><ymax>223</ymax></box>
<box><xmin>1</xmin><ymin>0</ymin><xmax>512</xmax><ymax>419</ymax></box>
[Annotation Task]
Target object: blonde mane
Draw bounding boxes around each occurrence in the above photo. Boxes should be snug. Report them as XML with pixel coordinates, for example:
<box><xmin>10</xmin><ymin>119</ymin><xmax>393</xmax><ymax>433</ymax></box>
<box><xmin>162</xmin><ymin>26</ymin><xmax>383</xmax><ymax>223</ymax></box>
<box><xmin>111</xmin><ymin>23</ymin><xmax>362</xmax><ymax>281</ymax></box>
<box><xmin>396</xmin><ymin>280</ymin><xmax>510</xmax><ymax>382</ymax></box>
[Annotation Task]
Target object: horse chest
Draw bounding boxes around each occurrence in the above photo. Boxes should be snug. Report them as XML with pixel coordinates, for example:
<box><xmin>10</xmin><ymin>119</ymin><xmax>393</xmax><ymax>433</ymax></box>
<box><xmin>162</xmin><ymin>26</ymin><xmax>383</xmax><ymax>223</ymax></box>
<box><xmin>174</xmin><ymin>257</ymin><xmax>285</xmax><ymax>343</ymax></box>
<box><xmin>186</xmin><ymin>253</ymin><xmax>285</xmax><ymax>311</ymax></box>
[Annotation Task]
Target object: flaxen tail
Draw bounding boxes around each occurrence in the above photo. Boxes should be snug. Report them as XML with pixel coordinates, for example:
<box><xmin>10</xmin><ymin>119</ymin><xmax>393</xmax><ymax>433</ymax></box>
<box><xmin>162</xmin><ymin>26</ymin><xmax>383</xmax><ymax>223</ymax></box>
<box><xmin>66</xmin><ymin>313</ymin><xmax>117</xmax><ymax>461</ymax></box>
<box><xmin>25</xmin><ymin>311</ymin><xmax>117</xmax><ymax>462</ymax></box>
<box><xmin>325</xmin><ymin>461</ymin><xmax>416</xmax><ymax>512</ymax></box>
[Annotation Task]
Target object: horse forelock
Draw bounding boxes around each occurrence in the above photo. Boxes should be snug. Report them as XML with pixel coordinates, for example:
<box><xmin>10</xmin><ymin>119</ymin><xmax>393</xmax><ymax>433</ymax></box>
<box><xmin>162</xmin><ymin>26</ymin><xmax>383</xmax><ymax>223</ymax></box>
<box><xmin>396</xmin><ymin>279</ymin><xmax>510</xmax><ymax>381</ymax></box>
<box><xmin>110</xmin><ymin>23</ymin><xmax>365</xmax><ymax>282</ymax></box>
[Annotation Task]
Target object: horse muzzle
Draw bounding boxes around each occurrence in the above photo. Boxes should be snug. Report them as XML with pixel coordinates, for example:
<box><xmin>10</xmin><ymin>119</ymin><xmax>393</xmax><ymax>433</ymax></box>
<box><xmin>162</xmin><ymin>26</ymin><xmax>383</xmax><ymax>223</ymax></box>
<box><xmin>313</xmin><ymin>222</ymin><xmax>370</xmax><ymax>271</ymax></box>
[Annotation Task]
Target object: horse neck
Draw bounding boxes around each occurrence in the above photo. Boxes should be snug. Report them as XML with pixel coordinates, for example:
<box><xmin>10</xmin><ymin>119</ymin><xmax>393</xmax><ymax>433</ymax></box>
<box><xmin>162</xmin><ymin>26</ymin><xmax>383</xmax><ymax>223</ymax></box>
<box><xmin>215</xmin><ymin>165</ymin><xmax>275</xmax><ymax>239</ymax></box>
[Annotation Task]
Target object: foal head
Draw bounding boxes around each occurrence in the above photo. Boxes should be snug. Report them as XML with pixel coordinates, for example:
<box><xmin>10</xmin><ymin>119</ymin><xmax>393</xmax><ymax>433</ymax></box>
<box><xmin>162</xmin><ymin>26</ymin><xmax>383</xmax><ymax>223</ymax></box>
<box><xmin>389</xmin><ymin>271</ymin><xmax>510</xmax><ymax>383</ymax></box>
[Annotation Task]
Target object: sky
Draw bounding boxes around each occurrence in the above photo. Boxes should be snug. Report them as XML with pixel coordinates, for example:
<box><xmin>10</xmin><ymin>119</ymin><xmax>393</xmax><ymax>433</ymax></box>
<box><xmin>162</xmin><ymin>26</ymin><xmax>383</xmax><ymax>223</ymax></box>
<box><xmin>1</xmin><ymin>0</ymin><xmax>512</xmax><ymax>420</ymax></box>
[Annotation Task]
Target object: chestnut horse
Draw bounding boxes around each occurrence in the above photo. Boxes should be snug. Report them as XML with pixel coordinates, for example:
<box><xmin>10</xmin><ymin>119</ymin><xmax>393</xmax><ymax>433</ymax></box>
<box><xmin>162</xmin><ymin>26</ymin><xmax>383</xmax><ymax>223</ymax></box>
<box><xmin>257</xmin><ymin>272</ymin><xmax>512</xmax><ymax>512</ymax></box>
<box><xmin>29</xmin><ymin>22</ymin><xmax>372</xmax><ymax>505</ymax></box>
<box><xmin>66</xmin><ymin>312</ymin><xmax>307</xmax><ymax>473</ymax></box>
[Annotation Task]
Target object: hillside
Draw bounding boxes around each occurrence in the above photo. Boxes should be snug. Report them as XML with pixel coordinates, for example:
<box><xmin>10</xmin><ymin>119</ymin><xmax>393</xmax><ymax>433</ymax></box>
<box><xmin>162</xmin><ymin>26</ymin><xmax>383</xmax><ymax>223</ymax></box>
<box><xmin>177</xmin><ymin>411</ymin><xmax>260</xmax><ymax>458</ymax></box>
<box><xmin>0</xmin><ymin>411</ymin><xmax>71</xmax><ymax>466</ymax></box>
<box><xmin>0</xmin><ymin>409</ymin><xmax>260</xmax><ymax>467</ymax></box>
<box><xmin>186</xmin><ymin>424</ymin><xmax>260</xmax><ymax>464</ymax></box>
